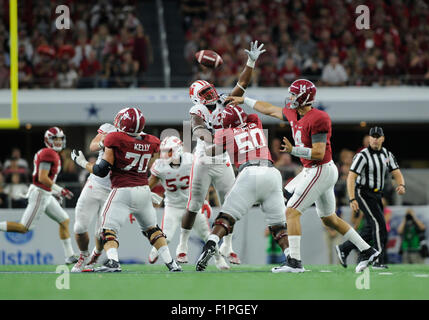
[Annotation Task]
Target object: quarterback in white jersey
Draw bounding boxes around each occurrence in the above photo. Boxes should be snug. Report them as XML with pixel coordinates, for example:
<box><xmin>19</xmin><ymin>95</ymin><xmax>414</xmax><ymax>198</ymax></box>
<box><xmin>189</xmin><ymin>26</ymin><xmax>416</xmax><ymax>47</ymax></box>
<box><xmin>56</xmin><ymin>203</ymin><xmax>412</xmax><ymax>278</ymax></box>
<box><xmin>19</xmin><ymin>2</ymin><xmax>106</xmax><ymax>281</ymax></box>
<box><xmin>71</xmin><ymin>122</ymin><xmax>116</xmax><ymax>272</ymax></box>
<box><xmin>148</xmin><ymin>136</ymin><xmax>229</xmax><ymax>270</ymax></box>
<box><xmin>180</xmin><ymin>40</ymin><xmax>266</xmax><ymax>265</ymax></box>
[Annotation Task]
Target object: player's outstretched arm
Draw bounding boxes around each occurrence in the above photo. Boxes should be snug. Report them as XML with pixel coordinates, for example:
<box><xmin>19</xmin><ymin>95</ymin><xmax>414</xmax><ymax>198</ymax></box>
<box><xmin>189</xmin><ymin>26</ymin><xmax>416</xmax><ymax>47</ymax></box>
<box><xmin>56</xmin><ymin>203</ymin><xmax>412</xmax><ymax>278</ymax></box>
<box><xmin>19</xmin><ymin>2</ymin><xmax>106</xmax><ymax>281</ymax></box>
<box><xmin>89</xmin><ymin>132</ymin><xmax>107</xmax><ymax>152</ymax></box>
<box><xmin>230</xmin><ymin>40</ymin><xmax>266</xmax><ymax>97</ymax></box>
<box><xmin>72</xmin><ymin>148</ymin><xmax>113</xmax><ymax>177</ymax></box>
<box><xmin>225</xmin><ymin>96</ymin><xmax>284</xmax><ymax>120</ymax></box>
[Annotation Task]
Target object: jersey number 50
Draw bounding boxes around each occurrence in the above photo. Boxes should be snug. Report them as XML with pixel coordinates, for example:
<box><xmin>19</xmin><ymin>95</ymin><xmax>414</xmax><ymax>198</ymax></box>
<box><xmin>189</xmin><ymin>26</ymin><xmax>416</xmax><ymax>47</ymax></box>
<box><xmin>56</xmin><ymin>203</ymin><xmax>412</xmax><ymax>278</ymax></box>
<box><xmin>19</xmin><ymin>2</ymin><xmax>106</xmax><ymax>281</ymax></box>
<box><xmin>234</xmin><ymin>128</ymin><xmax>266</xmax><ymax>154</ymax></box>
<box><xmin>124</xmin><ymin>152</ymin><xmax>151</xmax><ymax>173</ymax></box>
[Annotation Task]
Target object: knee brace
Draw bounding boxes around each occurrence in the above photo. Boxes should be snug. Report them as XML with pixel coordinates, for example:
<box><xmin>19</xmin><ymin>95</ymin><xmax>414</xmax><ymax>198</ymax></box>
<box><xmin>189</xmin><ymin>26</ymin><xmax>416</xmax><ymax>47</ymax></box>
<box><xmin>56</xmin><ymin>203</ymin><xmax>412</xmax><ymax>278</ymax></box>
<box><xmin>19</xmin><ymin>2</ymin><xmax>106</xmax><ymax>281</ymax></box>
<box><xmin>213</xmin><ymin>212</ymin><xmax>236</xmax><ymax>235</ymax></box>
<box><xmin>143</xmin><ymin>225</ymin><xmax>166</xmax><ymax>246</ymax></box>
<box><xmin>269</xmin><ymin>224</ymin><xmax>288</xmax><ymax>243</ymax></box>
<box><xmin>101</xmin><ymin>229</ymin><xmax>119</xmax><ymax>247</ymax></box>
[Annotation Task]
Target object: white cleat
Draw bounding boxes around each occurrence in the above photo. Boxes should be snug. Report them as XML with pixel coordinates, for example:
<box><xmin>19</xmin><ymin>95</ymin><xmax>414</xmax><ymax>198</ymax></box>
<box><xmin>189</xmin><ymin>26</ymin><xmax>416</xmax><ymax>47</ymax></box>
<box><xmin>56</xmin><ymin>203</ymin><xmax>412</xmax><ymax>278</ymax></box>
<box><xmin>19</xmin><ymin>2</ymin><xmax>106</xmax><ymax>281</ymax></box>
<box><xmin>176</xmin><ymin>252</ymin><xmax>188</xmax><ymax>264</ymax></box>
<box><xmin>219</xmin><ymin>245</ymin><xmax>241</xmax><ymax>264</ymax></box>
<box><xmin>81</xmin><ymin>252</ymin><xmax>102</xmax><ymax>272</ymax></box>
<box><xmin>272</xmin><ymin>255</ymin><xmax>305</xmax><ymax>273</ymax></box>
<box><xmin>71</xmin><ymin>253</ymin><xmax>90</xmax><ymax>273</ymax></box>
<box><xmin>148</xmin><ymin>247</ymin><xmax>159</xmax><ymax>264</ymax></box>
<box><xmin>214</xmin><ymin>254</ymin><xmax>230</xmax><ymax>270</ymax></box>
<box><xmin>355</xmin><ymin>247</ymin><xmax>380</xmax><ymax>273</ymax></box>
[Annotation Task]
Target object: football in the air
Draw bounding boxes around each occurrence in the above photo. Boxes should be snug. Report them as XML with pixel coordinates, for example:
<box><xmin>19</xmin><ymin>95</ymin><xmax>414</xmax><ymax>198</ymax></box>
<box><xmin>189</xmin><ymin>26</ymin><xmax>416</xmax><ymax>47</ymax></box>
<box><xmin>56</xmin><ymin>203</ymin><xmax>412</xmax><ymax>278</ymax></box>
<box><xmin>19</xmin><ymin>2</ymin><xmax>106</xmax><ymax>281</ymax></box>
<box><xmin>195</xmin><ymin>50</ymin><xmax>223</xmax><ymax>68</ymax></box>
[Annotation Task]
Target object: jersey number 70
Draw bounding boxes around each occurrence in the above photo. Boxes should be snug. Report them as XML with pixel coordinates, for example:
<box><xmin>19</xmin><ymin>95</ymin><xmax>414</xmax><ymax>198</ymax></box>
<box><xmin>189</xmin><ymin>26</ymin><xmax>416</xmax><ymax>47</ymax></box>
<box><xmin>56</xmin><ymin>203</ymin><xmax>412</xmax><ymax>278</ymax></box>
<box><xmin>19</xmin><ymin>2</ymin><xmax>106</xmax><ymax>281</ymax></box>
<box><xmin>123</xmin><ymin>152</ymin><xmax>151</xmax><ymax>173</ymax></box>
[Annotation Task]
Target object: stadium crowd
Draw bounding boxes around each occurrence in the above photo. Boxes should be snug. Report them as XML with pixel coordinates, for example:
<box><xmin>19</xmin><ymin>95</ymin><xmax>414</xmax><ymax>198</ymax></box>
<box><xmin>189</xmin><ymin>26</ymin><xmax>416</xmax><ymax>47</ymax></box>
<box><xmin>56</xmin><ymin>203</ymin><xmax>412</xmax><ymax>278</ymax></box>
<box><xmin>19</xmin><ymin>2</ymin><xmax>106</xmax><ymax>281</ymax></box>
<box><xmin>0</xmin><ymin>0</ymin><xmax>152</xmax><ymax>89</ymax></box>
<box><xmin>182</xmin><ymin>0</ymin><xmax>429</xmax><ymax>87</ymax></box>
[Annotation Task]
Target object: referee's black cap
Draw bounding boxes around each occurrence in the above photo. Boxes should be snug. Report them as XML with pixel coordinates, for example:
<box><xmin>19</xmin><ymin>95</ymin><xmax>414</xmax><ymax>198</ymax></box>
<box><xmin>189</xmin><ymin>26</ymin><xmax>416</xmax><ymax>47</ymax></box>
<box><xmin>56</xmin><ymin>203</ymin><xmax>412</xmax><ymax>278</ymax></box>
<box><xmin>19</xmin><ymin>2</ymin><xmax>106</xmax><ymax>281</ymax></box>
<box><xmin>369</xmin><ymin>126</ymin><xmax>384</xmax><ymax>137</ymax></box>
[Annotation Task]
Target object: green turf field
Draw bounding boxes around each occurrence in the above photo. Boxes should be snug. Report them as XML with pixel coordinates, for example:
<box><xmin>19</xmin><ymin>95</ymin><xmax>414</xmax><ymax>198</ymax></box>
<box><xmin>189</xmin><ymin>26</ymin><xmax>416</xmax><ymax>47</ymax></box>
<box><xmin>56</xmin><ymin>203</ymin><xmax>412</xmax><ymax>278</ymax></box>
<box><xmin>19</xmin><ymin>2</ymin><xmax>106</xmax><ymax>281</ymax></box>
<box><xmin>0</xmin><ymin>264</ymin><xmax>428</xmax><ymax>300</ymax></box>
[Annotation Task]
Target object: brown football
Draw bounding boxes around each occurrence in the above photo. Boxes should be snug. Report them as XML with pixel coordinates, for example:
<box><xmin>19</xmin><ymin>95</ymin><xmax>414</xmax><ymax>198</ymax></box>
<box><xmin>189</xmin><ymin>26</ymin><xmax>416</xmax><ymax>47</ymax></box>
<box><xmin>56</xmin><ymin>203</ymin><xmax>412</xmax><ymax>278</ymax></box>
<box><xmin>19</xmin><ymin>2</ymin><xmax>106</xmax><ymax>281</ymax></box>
<box><xmin>195</xmin><ymin>50</ymin><xmax>223</xmax><ymax>68</ymax></box>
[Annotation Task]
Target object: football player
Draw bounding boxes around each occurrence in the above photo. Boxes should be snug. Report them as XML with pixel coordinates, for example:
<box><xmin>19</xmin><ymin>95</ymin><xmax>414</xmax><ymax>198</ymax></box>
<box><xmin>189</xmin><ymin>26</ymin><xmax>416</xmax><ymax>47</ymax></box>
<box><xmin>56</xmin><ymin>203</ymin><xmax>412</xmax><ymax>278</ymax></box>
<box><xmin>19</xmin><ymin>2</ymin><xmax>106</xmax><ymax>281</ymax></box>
<box><xmin>195</xmin><ymin>105</ymin><xmax>288</xmax><ymax>271</ymax></box>
<box><xmin>148</xmin><ymin>136</ymin><xmax>229</xmax><ymax>270</ymax></box>
<box><xmin>226</xmin><ymin>79</ymin><xmax>380</xmax><ymax>273</ymax></box>
<box><xmin>0</xmin><ymin>127</ymin><xmax>77</xmax><ymax>264</ymax></box>
<box><xmin>71</xmin><ymin>123</ymin><xmax>116</xmax><ymax>272</ymax></box>
<box><xmin>179</xmin><ymin>40</ymin><xmax>266</xmax><ymax>265</ymax></box>
<box><xmin>72</xmin><ymin>107</ymin><xmax>181</xmax><ymax>272</ymax></box>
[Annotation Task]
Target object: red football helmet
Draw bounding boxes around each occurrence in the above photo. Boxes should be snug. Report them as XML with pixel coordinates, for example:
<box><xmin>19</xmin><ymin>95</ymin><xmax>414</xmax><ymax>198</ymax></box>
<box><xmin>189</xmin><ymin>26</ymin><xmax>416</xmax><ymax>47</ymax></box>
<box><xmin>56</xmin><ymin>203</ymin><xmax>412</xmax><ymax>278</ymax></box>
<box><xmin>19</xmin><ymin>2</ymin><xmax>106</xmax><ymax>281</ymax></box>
<box><xmin>189</xmin><ymin>80</ymin><xmax>219</xmax><ymax>105</ymax></box>
<box><xmin>221</xmin><ymin>105</ymin><xmax>248</xmax><ymax>128</ymax></box>
<box><xmin>287</xmin><ymin>79</ymin><xmax>317</xmax><ymax>109</ymax></box>
<box><xmin>114</xmin><ymin>107</ymin><xmax>145</xmax><ymax>136</ymax></box>
<box><xmin>44</xmin><ymin>127</ymin><xmax>66</xmax><ymax>151</ymax></box>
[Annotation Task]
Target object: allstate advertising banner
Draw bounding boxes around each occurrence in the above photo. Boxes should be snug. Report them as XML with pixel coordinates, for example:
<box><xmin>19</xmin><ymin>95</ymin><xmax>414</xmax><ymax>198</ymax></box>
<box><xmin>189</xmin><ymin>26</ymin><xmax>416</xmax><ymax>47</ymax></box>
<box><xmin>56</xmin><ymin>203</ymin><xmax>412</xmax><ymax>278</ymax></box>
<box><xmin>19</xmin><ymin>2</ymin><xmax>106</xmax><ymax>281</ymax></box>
<box><xmin>1</xmin><ymin>206</ymin><xmax>428</xmax><ymax>265</ymax></box>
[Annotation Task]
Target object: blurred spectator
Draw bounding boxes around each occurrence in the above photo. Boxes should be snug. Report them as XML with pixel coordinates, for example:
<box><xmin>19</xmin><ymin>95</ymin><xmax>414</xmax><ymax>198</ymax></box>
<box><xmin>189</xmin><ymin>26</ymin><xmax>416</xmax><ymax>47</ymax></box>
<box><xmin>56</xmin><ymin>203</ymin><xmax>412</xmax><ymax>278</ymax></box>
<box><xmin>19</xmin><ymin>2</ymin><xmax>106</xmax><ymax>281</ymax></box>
<box><xmin>133</xmin><ymin>25</ymin><xmax>153</xmax><ymax>86</ymax></box>
<box><xmin>278</xmin><ymin>58</ymin><xmax>301</xmax><ymax>87</ymax></box>
<box><xmin>112</xmin><ymin>51</ymin><xmax>139</xmax><ymax>88</ymax></box>
<box><xmin>4</xmin><ymin>173</ymin><xmax>28</xmax><ymax>208</ymax></box>
<box><xmin>0</xmin><ymin>54</ymin><xmax>10</xmax><ymax>88</ymax></box>
<box><xmin>321</xmin><ymin>55</ymin><xmax>348</xmax><ymax>86</ymax></box>
<box><xmin>3</xmin><ymin>148</ymin><xmax>29</xmax><ymax>171</ymax></box>
<box><xmin>361</xmin><ymin>55</ymin><xmax>382</xmax><ymax>86</ymax></box>
<box><xmin>0</xmin><ymin>172</ymin><xmax>9</xmax><ymax>208</ymax></box>
<box><xmin>295</xmin><ymin>27</ymin><xmax>317</xmax><ymax>62</ymax></box>
<box><xmin>382</xmin><ymin>52</ymin><xmax>403</xmax><ymax>86</ymax></box>
<box><xmin>398</xmin><ymin>208</ymin><xmax>429</xmax><ymax>263</ymax></box>
<box><xmin>78</xmin><ymin>50</ymin><xmax>101</xmax><ymax>88</ymax></box>
<box><xmin>302</xmin><ymin>58</ymin><xmax>323</xmax><ymax>85</ymax></box>
<box><xmin>57</xmin><ymin>62</ymin><xmax>78</xmax><ymax>88</ymax></box>
<box><xmin>258</xmin><ymin>62</ymin><xmax>278</xmax><ymax>87</ymax></box>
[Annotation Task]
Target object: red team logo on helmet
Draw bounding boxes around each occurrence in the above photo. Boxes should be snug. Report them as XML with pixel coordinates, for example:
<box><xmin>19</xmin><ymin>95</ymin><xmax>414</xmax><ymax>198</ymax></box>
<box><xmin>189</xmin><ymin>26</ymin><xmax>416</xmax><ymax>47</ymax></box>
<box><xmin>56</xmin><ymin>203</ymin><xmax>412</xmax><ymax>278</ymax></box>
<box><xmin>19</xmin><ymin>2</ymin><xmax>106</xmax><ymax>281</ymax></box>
<box><xmin>221</xmin><ymin>105</ymin><xmax>248</xmax><ymax>128</ymax></box>
<box><xmin>44</xmin><ymin>127</ymin><xmax>66</xmax><ymax>151</ymax></box>
<box><xmin>114</xmin><ymin>107</ymin><xmax>146</xmax><ymax>136</ymax></box>
<box><xmin>287</xmin><ymin>79</ymin><xmax>317</xmax><ymax>109</ymax></box>
<box><xmin>189</xmin><ymin>80</ymin><xmax>219</xmax><ymax>105</ymax></box>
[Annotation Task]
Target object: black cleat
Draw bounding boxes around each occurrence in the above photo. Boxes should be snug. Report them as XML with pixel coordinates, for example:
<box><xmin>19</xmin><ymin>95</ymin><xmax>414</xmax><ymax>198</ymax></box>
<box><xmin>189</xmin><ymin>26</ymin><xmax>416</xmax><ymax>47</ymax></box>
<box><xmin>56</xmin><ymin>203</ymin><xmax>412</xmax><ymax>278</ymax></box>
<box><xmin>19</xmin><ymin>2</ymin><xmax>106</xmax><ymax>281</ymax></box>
<box><xmin>196</xmin><ymin>240</ymin><xmax>216</xmax><ymax>272</ymax></box>
<box><xmin>271</xmin><ymin>255</ymin><xmax>305</xmax><ymax>273</ymax></box>
<box><xmin>166</xmin><ymin>260</ymin><xmax>182</xmax><ymax>272</ymax></box>
<box><xmin>94</xmin><ymin>259</ymin><xmax>122</xmax><ymax>272</ymax></box>
<box><xmin>335</xmin><ymin>245</ymin><xmax>348</xmax><ymax>268</ymax></box>
<box><xmin>356</xmin><ymin>247</ymin><xmax>380</xmax><ymax>273</ymax></box>
<box><xmin>372</xmin><ymin>262</ymin><xmax>388</xmax><ymax>270</ymax></box>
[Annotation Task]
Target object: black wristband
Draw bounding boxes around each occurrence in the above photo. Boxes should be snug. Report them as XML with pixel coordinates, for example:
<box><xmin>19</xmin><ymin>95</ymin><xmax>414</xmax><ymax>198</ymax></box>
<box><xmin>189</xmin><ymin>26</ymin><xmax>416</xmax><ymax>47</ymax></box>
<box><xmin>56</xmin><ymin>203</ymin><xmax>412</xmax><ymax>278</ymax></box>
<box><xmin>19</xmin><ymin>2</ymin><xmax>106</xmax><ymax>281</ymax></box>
<box><xmin>349</xmin><ymin>198</ymin><xmax>357</xmax><ymax>203</ymax></box>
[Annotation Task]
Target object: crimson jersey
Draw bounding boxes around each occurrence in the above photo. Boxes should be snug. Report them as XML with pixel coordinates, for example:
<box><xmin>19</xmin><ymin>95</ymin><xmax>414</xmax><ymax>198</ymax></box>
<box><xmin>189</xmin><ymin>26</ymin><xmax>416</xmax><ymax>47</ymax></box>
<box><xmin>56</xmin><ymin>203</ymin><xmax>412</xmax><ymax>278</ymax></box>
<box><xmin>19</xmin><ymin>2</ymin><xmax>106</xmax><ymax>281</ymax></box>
<box><xmin>32</xmin><ymin>148</ymin><xmax>62</xmax><ymax>191</ymax></box>
<box><xmin>214</xmin><ymin>114</ymin><xmax>272</xmax><ymax>167</ymax></box>
<box><xmin>282</xmin><ymin>107</ymin><xmax>332</xmax><ymax>168</ymax></box>
<box><xmin>104</xmin><ymin>132</ymin><xmax>160</xmax><ymax>188</ymax></box>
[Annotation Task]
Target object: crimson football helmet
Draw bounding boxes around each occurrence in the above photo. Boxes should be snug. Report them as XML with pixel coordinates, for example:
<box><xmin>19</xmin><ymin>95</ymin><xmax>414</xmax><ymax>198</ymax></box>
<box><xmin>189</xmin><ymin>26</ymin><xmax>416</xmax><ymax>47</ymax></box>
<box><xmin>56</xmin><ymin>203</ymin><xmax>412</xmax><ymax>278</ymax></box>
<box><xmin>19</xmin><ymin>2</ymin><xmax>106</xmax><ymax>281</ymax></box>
<box><xmin>44</xmin><ymin>127</ymin><xmax>66</xmax><ymax>151</ymax></box>
<box><xmin>113</xmin><ymin>107</ymin><xmax>145</xmax><ymax>136</ymax></box>
<box><xmin>160</xmin><ymin>136</ymin><xmax>184</xmax><ymax>164</ymax></box>
<box><xmin>287</xmin><ymin>79</ymin><xmax>317</xmax><ymax>109</ymax></box>
<box><xmin>221</xmin><ymin>105</ymin><xmax>248</xmax><ymax>128</ymax></box>
<box><xmin>189</xmin><ymin>80</ymin><xmax>219</xmax><ymax>105</ymax></box>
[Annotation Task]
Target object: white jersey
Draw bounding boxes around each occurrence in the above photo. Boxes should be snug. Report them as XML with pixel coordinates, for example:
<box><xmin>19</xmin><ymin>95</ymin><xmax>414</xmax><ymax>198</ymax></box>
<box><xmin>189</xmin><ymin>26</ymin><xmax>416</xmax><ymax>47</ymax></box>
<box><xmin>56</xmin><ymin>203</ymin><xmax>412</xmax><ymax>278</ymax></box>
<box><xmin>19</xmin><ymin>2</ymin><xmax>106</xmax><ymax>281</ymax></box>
<box><xmin>150</xmin><ymin>152</ymin><xmax>194</xmax><ymax>209</ymax></box>
<box><xmin>87</xmin><ymin>123</ymin><xmax>116</xmax><ymax>189</ymax></box>
<box><xmin>189</xmin><ymin>101</ymin><xmax>230</xmax><ymax>163</ymax></box>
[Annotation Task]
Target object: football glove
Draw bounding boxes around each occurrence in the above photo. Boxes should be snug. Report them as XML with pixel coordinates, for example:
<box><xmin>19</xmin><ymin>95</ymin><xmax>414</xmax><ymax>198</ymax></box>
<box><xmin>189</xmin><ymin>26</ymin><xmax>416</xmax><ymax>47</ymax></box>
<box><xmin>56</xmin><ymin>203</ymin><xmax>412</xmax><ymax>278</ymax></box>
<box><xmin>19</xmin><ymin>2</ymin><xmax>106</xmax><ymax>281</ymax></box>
<box><xmin>71</xmin><ymin>149</ymin><xmax>89</xmax><ymax>168</ymax></box>
<box><xmin>245</xmin><ymin>40</ymin><xmax>266</xmax><ymax>67</ymax></box>
<box><xmin>51</xmin><ymin>184</ymin><xmax>74</xmax><ymax>200</ymax></box>
<box><xmin>151</xmin><ymin>192</ymin><xmax>164</xmax><ymax>205</ymax></box>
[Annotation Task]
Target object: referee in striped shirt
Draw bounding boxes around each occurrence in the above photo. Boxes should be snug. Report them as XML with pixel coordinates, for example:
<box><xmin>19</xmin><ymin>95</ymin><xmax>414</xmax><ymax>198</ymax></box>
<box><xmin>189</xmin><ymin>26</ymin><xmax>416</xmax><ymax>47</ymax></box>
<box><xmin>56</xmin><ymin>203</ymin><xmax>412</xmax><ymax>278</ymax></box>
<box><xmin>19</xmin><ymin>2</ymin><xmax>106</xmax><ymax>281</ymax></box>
<box><xmin>336</xmin><ymin>127</ymin><xmax>406</xmax><ymax>269</ymax></box>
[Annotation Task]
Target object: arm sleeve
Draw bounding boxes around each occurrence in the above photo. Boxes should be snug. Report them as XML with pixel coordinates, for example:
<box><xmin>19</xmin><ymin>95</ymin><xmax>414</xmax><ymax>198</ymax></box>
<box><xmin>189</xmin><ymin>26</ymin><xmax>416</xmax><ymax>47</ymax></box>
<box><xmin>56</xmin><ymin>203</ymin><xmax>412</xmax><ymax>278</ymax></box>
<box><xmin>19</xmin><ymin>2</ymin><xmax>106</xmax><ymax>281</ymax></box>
<box><xmin>349</xmin><ymin>153</ymin><xmax>366</xmax><ymax>175</ymax></box>
<box><xmin>388</xmin><ymin>151</ymin><xmax>399</xmax><ymax>172</ymax></box>
<box><xmin>39</xmin><ymin>162</ymin><xmax>52</xmax><ymax>171</ymax></box>
<box><xmin>311</xmin><ymin>133</ymin><xmax>328</xmax><ymax>143</ymax></box>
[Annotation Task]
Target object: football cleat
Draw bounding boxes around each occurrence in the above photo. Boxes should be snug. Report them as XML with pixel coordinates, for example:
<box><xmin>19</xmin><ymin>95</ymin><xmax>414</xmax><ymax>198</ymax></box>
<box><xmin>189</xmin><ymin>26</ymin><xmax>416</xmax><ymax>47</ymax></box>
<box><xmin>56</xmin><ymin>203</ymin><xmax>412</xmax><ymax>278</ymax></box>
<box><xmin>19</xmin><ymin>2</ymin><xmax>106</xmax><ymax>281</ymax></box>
<box><xmin>272</xmin><ymin>255</ymin><xmax>305</xmax><ymax>273</ymax></box>
<box><xmin>148</xmin><ymin>247</ymin><xmax>159</xmax><ymax>264</ymax></box>
<box><xmin>166</xmin><ymin>260</ymin><xmax>182</xmax><ymax>272</ymax></box>
<box><xmin>214</xmin><ymin>253</ymin><xmax>230</xmax><ymax>270</ymax></box>
<box><xmin>372</xmin><ymin>262</ymin><xmax>388</xmax><ymax>270</ymax></box>
<box><xmin>81</xmin><ymin>251</ymin><xmax>102</xmax><ymax>271</ymax></box>
<box><xmin>71</xmin><ymin>253</ymin><xmax>90</xmax><ymax>273</ymax></box>
<box><xmin>219</xmin><ymin>245</ymin><xmax>241</xmax><ymax>265</ymax></box>
<box><xmin>94</xmin><ymin>259</ymin><xmax>122</xmax><ymax>272</ymax></box>
<box><xmin>355</xmin><ymin>247</ymin><xmax>380</xmax><ymax>273</ymax></box>
<box><xmin>65</xmin><ymin>255</ymin><xmax>79</xmax><ymax>265</ymax></box>
<box><xmin>196</xmin><ymin>241</ymin><xmax>216</xmax><ymax>271</ymax></box>
<box><xmin>335</xmin><ymin>245</ymin><xmax>348</xmax><ymax>268</ymax></box>
<box><xmin>176</xmin><ymin>252</ymin><xmax>188</xmax><ymax>264</ymax></box>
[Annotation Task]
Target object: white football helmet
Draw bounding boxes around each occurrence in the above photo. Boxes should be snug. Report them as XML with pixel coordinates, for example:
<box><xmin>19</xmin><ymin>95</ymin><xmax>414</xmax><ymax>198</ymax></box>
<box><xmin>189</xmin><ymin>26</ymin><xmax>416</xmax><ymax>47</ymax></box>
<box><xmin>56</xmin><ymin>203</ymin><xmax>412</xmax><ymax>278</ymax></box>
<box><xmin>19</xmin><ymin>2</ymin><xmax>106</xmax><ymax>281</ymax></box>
<box><xmin>189</xmin><ymin>80</ymin><xmax>219</xmax><ymax>105</ymax></box>
<box><xmin>44</xmin><ymin>127</ymin><xmax>66</xmax><ymax>152</ymax></box>
<box><xmin>160</xmin><ymin>136</ymin><xmax>184</xmax><ymax>164</ymax></box>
